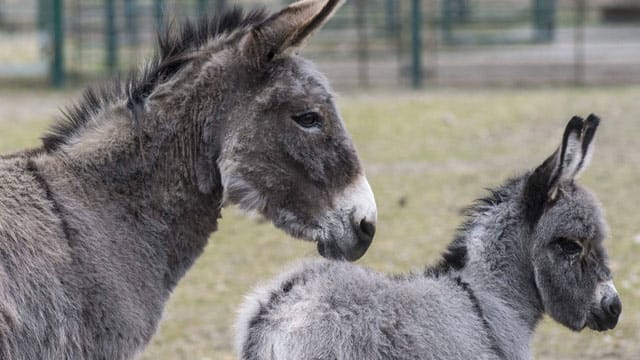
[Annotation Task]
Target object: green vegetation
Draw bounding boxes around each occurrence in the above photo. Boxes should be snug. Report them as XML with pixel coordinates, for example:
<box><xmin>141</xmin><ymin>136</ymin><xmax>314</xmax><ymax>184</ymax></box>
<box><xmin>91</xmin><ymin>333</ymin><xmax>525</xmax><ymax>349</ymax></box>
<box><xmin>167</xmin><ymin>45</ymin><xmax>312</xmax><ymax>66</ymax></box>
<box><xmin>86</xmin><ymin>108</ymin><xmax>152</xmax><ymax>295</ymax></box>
<box><xmin>1</xmin><ymin>86</ymin><xmax>638</xmax><ymax>359</ymax></box>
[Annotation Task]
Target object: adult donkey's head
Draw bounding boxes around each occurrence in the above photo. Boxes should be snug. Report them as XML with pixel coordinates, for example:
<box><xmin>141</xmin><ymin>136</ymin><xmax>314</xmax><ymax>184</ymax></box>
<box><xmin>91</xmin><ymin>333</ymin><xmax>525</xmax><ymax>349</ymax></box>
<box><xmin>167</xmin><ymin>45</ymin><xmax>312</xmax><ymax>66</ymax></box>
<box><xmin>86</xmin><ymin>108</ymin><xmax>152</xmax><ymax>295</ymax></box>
<box><xmin>141</xmin><ymin>0</ymin><xmax>376</xmax><ymax>260</ymax></box>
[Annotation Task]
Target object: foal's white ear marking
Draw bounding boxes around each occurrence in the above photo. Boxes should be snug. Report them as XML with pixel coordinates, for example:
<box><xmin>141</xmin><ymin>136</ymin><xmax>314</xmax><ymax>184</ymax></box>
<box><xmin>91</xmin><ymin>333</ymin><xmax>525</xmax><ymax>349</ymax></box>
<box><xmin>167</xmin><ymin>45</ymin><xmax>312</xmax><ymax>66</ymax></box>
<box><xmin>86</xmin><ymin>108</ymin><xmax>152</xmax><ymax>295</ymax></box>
<box><xmin>572</xmin><ymin>114</ymin><xmax>600</xmax><ymax>179</ymax></box>
<box><xmin>546</xmin><ymin>115</ymin><xmax>600</xmax><ymax>199</ymax></box>
<box><xmin>242</xmin><ymin>0</ymin><xmax>345</xmax><ymax>64</ymax></box>
<box><xmin>546</xmin><ymin>116</ymin><xmax>583</xmax><ymax>199</ymax></box>
<box><xmin>559</xmin><ymin>129</ymin><xmax>583</xmax><ymax>183</ymax></box>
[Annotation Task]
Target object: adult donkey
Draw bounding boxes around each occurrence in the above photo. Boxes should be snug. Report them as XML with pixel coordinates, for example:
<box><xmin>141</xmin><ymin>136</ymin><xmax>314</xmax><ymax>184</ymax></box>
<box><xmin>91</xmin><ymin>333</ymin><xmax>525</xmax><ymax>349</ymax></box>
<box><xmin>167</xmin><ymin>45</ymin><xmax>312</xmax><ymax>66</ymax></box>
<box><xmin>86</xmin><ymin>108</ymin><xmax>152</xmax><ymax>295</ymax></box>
<box><xmin>237</xmin><ymin>115</ymin><xmax>622</xmax><ymax>360</ymax></box>
<box><xmin>0</xmin><ymin>0</ymin><xmax>377</xmax><ymax>358</ymax></box>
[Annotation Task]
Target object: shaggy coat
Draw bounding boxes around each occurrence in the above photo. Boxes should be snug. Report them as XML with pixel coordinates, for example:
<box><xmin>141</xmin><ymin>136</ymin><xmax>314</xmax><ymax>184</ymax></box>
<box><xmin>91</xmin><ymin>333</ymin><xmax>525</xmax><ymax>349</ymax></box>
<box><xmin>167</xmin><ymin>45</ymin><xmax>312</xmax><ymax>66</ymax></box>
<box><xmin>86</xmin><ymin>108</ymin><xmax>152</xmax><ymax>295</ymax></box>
<box><xmin>0</xmin><ymin>1</ymin><xmax>378</xmax><ymax>358</ymax></box>
<box><xmin>236</xmin><ymin>115</ymin><xmax>622</xmax><ymax>360</ymax></box>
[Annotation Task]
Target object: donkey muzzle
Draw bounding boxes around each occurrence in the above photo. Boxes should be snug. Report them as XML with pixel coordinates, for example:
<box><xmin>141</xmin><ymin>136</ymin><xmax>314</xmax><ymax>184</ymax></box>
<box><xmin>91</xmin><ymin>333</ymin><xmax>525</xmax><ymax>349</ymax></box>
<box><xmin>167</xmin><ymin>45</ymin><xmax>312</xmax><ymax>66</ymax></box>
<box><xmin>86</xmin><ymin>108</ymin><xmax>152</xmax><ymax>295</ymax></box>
<box><xmin>320</xmin><ymin>174</ymin><xmax>377</xmax><ymax>261</ymax></box>
<box><xmin>588</xmin><ymin>280</ymin><xmax>621</xmax><ymax>331</ymax></box>
<box><xmin>600</xmin><ymin>294</ymin><xmax>622</xmax><ymax>326</ymax></box>
<box><xmin>317</xmin><ymin>217</ymin><xmax>375</xmax><ymax>262</ymax></box>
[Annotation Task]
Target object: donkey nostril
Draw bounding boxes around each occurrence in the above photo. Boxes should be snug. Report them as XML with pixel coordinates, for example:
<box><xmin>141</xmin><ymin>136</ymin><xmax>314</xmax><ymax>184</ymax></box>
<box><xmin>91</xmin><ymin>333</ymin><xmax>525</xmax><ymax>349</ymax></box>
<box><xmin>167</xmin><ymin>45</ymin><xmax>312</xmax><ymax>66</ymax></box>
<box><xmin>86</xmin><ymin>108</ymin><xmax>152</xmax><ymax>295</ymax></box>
<box><xmin>602</xmin><ymin>295</ymin><xmax>622</xmax><ymax>318</ymax></box>
<box><xmin>609</xmin><ymin>297</ymin><xmax>622</xmax><ymax>317</ymax></box>
<box><xmin>359</xmin><ymin>219</ymin><xmax>376</xmax><ymax>242</ymax></box>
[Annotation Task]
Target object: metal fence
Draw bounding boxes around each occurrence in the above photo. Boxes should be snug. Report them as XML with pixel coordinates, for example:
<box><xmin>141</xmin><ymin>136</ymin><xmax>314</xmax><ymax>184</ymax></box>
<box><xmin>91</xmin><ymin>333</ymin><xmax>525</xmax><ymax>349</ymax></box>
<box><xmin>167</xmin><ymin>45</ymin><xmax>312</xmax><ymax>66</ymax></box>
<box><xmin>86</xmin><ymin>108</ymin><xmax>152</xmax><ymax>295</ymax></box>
<box><xmin>1</xmin><ymin>0</ymin><xmax>640</xmax><ymax>89</ymax></box>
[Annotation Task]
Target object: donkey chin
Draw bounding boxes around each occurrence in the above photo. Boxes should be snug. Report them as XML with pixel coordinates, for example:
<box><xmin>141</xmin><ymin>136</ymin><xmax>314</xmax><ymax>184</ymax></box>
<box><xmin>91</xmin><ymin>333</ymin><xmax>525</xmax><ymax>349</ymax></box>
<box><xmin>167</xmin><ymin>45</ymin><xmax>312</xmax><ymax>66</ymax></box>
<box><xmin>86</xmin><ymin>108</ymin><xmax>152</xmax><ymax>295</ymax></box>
<box><xmin>220</xmin><ymin>170</ymin><xmax>377</xmax><ymax>262</ymax></box>
<box><xmin>269</xmin><ymin>176</ymin><xmax>378</xmax><ymax>262</ymax></box>
<box><xmin>269</xmin><ymin>208</ymin><xmax>373</xmax><ymax>262</ymax></box>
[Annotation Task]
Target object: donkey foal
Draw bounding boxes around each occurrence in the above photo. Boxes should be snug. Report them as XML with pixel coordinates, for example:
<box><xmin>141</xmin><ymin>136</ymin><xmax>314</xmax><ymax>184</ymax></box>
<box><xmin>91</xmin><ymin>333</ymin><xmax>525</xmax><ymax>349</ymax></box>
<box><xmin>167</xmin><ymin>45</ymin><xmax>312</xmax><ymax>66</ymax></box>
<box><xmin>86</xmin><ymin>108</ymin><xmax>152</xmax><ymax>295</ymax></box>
<box><xmin>236</xmin><ymin>115</ymin><xmax>621</xmax><ymax>360</ymax></box>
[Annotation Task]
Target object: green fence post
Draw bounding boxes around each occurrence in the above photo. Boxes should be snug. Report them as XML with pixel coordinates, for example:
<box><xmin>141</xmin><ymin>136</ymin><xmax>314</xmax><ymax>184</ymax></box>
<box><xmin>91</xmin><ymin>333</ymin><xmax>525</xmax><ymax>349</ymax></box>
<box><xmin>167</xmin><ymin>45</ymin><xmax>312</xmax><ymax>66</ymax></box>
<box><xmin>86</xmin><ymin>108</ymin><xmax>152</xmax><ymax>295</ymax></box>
<box><xmin>574</xmin><ymin>0</ymin><xmax>586</xmax><ymax>85</ymax></box>
<box><xmin>441</xmin><ymin>0</ymin><xmax>453</xmax><ymax>44</ymax></box>
<box><xmin>534</xmin><ymin>0</ymin><xmax>556</xmax><ymax>42</ymax></box>
<box><xmin>215</xmin><ymin>0</ymin><xmax>226</xmax><ymax>14</ymax></box>
<box><xmin>124</xmin><ymin>0</ymin><xmax>138</xmax><ymax>47</ymax></box>
<box><xmin>411</xmin><ymin>0</ymin><xmax>423</xmax><ymax>88</ymax></box>
<box><xmin>105</xmin><ymin>0</ymin><xmax>118</xmax><ymax>74</ymax></box>
<box><xmin>355</xmin><ymin>0</ymin><xmax>369</xmax><ymax>87</ymax></box>
<box><xmin>385</xmin><ymin>0</ymin><xmax>396</xmax><ymax>35</ymax></box>
<box><xmin>198</xmin><ymin>0</ymin><xmax>208</xmax><ymax>14</ymax></box>
<box><xmin>155</xmin><ymin>0</ymin><xmax>165</xmax><ymax>31</ymax></box>
<box><xmin>51</xmin><ymin>0</ymin><xmax>64</xmax><ymax>87</ymax></box>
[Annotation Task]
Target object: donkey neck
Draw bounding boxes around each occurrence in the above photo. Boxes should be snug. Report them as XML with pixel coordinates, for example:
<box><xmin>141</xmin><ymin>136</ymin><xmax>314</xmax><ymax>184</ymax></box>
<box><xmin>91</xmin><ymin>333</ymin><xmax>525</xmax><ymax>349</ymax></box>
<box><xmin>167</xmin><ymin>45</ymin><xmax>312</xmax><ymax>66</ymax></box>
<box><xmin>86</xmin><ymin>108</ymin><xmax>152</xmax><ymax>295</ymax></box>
<box><xmin>37</xmin><ymin>100</ymin><xmax>223</xmax><ymax>289</ymax></box>
<box><xmin>453</xmin><ymin>188</ymin><xmax>544</xmax><ymax>359</ymax></box>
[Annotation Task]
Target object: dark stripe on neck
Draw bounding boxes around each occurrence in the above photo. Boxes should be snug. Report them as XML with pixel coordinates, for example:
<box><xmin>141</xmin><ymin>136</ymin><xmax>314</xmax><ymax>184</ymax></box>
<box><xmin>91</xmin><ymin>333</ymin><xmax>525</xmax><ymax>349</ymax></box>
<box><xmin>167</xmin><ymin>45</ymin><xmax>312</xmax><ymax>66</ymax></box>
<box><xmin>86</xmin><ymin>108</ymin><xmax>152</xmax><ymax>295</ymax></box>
<box><xmin>424</xmin><ymin>240</ymin><xmax>467</xmax><ymax>278</ymax></box>
<box><xmin>454</xmin><ymin>276</ymin><xmax>507</xmax><ymax>359</ymax></box>
<box><xmin>25</xmin><ymin>159</ymin><xmax>74</xmax><ymax>247</ymax></box>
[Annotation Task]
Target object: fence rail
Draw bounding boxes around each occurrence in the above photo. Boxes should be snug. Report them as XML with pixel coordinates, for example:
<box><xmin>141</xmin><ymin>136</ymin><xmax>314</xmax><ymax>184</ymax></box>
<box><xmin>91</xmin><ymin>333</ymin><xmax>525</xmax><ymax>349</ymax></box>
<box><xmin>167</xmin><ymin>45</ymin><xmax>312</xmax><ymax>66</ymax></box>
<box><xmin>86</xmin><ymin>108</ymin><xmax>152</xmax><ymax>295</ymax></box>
<box><xmin>1</xmin><ymin>0</ymin><xmax>640</xmax><ymax>89</ymax></box>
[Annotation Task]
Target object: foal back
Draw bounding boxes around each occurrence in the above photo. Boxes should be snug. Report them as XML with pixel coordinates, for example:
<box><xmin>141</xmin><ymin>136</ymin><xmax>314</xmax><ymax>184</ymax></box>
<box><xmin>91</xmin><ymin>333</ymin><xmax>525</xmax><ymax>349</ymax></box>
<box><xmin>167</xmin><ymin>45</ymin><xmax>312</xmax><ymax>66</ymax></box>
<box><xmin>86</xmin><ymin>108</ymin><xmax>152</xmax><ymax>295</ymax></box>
<box><xmin>236</xmin><ymin>259</ymin><xmax>496</xmax><ymax>360</ymax></box>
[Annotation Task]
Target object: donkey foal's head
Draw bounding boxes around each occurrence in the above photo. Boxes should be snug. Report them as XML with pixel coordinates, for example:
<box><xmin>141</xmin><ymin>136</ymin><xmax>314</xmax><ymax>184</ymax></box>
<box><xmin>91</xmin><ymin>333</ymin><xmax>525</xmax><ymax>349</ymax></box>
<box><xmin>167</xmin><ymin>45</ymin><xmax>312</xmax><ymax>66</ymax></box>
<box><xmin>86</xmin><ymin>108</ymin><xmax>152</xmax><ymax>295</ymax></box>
<box><xmin>524</xmin><ymin>115</ymin><xmax>620</xmax><ymax>331</ymax></box>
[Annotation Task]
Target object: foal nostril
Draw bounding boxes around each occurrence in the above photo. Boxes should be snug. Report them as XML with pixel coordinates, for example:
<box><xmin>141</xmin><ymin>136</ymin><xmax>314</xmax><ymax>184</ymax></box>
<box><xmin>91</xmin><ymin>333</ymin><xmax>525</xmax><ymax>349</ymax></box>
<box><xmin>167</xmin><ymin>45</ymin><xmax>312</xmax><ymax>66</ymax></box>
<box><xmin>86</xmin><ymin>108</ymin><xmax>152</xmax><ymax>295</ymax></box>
<box><xmin>601</xmin><ymin>295</ymin><xmax>622</xmax><ymax>318</ymax></box>
<box><xmin>358</xmin><ymin>219</ymin><xmax>376</xmax><ymax>244</ymax></box>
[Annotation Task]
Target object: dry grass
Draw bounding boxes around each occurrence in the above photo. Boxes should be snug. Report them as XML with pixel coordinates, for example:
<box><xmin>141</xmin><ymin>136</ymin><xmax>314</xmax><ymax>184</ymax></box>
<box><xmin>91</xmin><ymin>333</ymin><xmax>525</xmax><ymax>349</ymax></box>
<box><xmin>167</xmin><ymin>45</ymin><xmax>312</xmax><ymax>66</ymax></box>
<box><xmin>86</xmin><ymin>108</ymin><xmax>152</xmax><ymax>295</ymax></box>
<box><xmin>1</xmin><ymin>86</ymin><xmax>639</xmax><ymax>359</ymax></box>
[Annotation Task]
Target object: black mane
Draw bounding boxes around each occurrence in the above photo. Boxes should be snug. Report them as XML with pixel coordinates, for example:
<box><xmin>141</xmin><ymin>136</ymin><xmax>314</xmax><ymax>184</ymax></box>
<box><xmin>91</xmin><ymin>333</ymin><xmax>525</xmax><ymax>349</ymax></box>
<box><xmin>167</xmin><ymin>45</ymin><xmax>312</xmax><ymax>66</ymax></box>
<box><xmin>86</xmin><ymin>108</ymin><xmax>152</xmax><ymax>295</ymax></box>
<box><xmin>42</xmin><ymin>7</ymin><xmax>269</xmax><ymax>152</ymax></box>
<box><xmin>425</xmin><ymin>176</ymin><xmax>522</xmax><ymax>277</ymax></box>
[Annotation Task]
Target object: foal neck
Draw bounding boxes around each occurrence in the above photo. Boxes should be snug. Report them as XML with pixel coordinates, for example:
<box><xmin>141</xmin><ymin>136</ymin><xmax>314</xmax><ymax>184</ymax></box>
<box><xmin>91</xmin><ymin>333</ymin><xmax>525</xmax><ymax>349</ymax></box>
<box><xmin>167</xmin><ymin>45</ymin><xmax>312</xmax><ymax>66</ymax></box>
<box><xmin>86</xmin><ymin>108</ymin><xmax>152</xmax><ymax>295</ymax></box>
<box><xmin>452</xmin><ymin>182</ymin><xmax>543</xmax><ymax>359</ymax></box>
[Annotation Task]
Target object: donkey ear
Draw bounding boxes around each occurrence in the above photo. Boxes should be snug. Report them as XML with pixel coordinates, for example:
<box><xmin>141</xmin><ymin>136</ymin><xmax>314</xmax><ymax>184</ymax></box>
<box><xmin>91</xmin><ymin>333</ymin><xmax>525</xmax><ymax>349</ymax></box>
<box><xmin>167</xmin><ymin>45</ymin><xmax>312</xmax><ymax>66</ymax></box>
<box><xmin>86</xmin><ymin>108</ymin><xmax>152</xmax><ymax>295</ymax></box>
<box><xmin>242</xmin><ymin>0</ymin><xmax>344</xmax><ymax>66</ymax></box>
<box><xmin>524</xmin><ymin>115</ymin><xmax>600</xmax><ymax>224</ymax></box>
<box><xmin>545</xmin><ymin>114</ymin><xmax>600</xmax><ymax>198</ymax></box>
<box><xmin>573</xmin><ymin>114</ymin><xmax>600</xmax><ymax>179</ymax></box>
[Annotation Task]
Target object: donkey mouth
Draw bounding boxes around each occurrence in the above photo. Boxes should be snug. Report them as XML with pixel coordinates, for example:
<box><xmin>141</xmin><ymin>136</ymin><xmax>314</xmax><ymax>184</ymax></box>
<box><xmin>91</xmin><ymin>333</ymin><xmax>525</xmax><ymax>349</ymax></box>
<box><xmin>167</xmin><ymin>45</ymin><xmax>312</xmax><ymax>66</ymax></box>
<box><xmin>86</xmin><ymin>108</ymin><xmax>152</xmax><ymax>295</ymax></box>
<box><xmin>317</xmin><ymin>241</ymin><xmax>346</xmax><ymax>261</ymax></box>
<box><xmin>586</xmin><ymin>313</ymin><xmax>619</xmax><ymax>332</ymax></box>
<box><xmin>317</xmin><ymin>239</ymin><xmax>370</xmax><ymax>261</ymax></box>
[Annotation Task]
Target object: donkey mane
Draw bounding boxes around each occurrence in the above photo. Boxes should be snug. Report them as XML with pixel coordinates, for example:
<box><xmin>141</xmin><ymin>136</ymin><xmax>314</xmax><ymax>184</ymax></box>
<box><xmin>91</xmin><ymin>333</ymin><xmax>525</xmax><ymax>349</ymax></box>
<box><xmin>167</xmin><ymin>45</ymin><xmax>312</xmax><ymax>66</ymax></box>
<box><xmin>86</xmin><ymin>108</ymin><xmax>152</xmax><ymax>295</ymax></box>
<box><xmin>42</xmin><ymin>7</ymin><xmax>269</xmax><ymax>152</ymax></box>
<box><xmin>426</xmin><ymin>176</ymin><xmax>523</xmax><ymax>277</ymax></box>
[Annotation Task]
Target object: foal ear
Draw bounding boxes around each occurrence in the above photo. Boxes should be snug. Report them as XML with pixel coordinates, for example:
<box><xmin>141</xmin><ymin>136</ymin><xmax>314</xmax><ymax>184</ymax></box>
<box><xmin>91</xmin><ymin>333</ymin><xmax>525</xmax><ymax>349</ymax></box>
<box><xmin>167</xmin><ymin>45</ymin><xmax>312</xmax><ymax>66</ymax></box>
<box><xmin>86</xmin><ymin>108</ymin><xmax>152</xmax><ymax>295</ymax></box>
<box><xmin>524</xmin><ymin>115</ymin><xmax>600</xmax><ymax>223</ymax></box>
<box><xmin>242</xmin><ymin>0</ymin><xmax>344</xmax><ymax>66</ymax></box>
<box><xmin>550</xmin><ymin>114</ymin><xmax>600</xmax><ymax>195</ymax></box>
<box><xmin>534</xmin><ymin>115</ymin><xmax>600</xmax><ymax>199</ymax></box>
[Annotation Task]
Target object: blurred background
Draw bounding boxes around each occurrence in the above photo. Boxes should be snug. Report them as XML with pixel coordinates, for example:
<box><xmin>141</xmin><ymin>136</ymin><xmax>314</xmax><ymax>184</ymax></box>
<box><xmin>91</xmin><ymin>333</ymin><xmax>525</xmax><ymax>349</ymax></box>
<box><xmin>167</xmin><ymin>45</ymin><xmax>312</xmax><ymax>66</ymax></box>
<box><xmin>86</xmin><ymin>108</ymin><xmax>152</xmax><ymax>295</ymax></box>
<box><xmin>2</xmin><ymin>0</ymin><xmax>640</xmax><ymax>88</ymax></box>
<box><xmin>1</xmin><ymin>0</ymin><xmax>639</xmax><ymax>359</ymax></box>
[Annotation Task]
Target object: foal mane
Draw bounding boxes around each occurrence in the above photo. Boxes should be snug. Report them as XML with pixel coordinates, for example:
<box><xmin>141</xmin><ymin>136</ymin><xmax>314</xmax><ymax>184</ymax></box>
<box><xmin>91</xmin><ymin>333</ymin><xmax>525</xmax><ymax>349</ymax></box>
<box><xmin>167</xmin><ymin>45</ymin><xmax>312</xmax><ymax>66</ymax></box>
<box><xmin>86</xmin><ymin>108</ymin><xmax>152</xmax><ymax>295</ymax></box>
<box><xmin>42</xmin><ymin>7</ymin><xmax>269</xmax><ymax>153</ymax></box>
<box><xmin>425</xmin><ymin>176</ymin><xmax>523</xmax><ymax>277</ymax></box>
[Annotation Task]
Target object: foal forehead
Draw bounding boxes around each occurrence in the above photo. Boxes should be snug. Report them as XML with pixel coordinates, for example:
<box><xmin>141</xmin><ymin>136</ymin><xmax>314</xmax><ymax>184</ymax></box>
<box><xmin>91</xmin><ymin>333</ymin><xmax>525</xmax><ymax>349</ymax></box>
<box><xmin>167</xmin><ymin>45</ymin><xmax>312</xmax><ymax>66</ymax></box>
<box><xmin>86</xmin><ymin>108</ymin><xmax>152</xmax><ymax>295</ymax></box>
<box><xmin>549</xmin><ymin>185</ymin><xmax>608</xmax><ymax>242</ymax></box>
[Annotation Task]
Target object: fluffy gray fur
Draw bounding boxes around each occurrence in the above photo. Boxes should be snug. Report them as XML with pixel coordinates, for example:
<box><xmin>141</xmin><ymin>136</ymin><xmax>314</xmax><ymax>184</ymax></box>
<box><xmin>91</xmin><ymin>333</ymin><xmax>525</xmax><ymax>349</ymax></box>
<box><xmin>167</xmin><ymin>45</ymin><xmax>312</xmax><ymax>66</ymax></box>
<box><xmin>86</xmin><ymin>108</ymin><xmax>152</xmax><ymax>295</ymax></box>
<box><xmin>0</xmin><ymin>1</ymin><xmax>378</xmax><ymax>359</ymax></box>
<box><xmin>236</xmin><ymin>115</ymin><xmax>622</xmax><ymax>360</ymax></box>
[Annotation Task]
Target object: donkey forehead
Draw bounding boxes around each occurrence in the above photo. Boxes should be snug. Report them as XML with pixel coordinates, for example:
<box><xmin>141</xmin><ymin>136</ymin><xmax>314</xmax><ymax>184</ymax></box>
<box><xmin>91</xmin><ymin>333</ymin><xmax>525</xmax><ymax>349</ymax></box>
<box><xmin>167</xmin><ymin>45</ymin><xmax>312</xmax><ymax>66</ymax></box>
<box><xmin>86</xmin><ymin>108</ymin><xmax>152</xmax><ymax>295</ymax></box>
<box><xmin>256</xmin><ymin>56</ymin><xmax>334</xmax><ymax>105</ymax></box>
<box><xmin>542</xmin><ymin>186</ymin><xmax>607</xmax><ymax>241</ymax></box>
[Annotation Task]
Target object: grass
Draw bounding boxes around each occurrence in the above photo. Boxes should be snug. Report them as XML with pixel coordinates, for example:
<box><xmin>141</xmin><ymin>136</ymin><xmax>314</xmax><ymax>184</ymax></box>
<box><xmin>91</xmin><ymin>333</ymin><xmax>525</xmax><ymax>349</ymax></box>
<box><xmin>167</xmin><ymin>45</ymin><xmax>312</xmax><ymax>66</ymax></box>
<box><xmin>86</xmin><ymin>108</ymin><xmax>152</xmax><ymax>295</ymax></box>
<box><xmin>1</xmin><ymin>86</ymin><xmax>639</xmax><ymax>359</ymax></box>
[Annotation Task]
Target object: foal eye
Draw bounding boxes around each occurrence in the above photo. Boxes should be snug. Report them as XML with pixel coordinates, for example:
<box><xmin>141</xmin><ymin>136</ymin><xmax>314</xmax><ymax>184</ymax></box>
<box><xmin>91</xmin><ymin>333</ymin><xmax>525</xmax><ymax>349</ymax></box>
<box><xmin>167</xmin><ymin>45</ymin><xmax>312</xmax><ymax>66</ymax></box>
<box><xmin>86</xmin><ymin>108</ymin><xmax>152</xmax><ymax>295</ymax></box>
<box><xmin>292</xmin><ymin>111</ymin><xmax>322</xmax><ymax>129</ymax></box>
<box><xmin>556</xmin><ymin>238</ymin><xmax>583</xmax><ymax>256</ymax></box>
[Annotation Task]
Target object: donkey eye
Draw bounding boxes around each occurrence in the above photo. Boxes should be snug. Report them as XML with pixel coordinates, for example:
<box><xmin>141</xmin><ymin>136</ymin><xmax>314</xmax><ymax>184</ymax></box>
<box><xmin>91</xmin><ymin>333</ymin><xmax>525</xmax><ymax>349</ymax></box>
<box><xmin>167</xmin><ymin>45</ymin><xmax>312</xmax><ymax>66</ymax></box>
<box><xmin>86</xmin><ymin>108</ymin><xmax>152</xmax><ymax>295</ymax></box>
<box><xmin>556</xmin><ymin>238</ymin><xmax>583</xmax><ymax>256</ymax></box>
<box><xmin>292</xmin><ymin>111</ymin><xmax>322</xmax><ymax>129</ymax></box>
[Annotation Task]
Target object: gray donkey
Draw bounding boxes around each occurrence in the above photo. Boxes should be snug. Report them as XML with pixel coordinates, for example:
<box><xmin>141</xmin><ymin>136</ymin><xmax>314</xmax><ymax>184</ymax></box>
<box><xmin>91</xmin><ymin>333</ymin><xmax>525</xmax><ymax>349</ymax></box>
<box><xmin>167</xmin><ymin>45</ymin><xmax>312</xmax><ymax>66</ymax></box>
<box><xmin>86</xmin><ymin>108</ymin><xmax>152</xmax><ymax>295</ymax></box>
<box><xmin>0</xmin><ymin>0</ymin><xmax>378</xmax><ymax>359</ymax></box>
<box><xmin>236</xmin><ymin>115</ymin><xmax>622</xmax><ymax>360</ymax></box>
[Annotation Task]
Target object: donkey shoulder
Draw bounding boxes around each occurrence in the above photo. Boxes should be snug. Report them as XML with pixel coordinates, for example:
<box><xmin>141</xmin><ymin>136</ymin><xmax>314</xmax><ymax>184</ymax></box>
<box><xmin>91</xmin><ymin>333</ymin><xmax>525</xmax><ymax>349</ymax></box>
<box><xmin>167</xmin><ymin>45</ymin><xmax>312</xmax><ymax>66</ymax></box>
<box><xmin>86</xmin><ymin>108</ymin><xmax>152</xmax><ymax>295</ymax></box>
<box><xmin>0</xmin><ymin>156</ymin><xmax>65</xmax><ymax>243</ymax></box>
<box><xmin>0</xmin><ymin>155</ymin><xmax>80</xmax><ymax>357</ymax></box>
